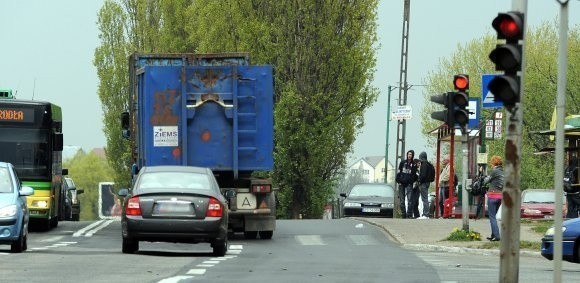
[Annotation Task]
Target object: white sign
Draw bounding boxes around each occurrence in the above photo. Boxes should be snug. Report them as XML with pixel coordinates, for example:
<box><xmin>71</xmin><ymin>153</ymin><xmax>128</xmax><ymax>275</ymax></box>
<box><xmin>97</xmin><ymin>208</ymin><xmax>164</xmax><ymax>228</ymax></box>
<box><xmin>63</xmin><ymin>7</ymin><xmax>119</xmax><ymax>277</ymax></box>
<box><xmin>391</xmin><ymin>105</ymin><xmax>412</xmax><ymax>120</ymax></box>
<box><xmin>153</xmin><ymin>126</ymin><xmax>179</xmax><ymax>147</ymax></box>
<box><xmin>485</xmin><ymin>119</ymin><xmax>502</xmax><ymax>139</ymax></box>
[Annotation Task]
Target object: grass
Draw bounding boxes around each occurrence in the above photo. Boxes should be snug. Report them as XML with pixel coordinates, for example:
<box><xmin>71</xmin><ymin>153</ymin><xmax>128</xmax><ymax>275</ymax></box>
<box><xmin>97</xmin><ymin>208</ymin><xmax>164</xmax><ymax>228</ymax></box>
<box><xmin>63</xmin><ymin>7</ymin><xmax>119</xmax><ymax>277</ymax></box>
<box><xmin>446</xmin><ymin>227</ymin><xmax>482</xmax><ymax>241</ymax></box>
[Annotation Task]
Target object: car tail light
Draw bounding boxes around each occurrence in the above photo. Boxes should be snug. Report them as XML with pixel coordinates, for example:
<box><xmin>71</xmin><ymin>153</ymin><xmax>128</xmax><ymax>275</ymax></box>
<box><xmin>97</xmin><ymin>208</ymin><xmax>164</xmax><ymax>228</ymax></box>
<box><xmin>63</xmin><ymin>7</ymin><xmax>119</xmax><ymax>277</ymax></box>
<box><xmin>206</xmin><ymin>197</ymin><xmax>223</xmax><ymax>217</ymax></box>
<box><xmin>252</xmin><ymin>184</ymin><xmax>271</xmax><ymax>193</ymax></box>
<box><xmin>126</xmin><ymin>197</ymin><xmax>142</xmax><ymax>216</ymax></box>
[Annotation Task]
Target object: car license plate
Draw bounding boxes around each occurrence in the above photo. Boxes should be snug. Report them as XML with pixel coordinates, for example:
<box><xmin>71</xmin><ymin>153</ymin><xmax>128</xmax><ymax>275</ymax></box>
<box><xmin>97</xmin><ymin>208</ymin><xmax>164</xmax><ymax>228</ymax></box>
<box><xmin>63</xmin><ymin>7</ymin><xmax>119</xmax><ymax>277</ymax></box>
<box><xmin>29</xmin><ymin>210</ymin><xmax>40</xmax><ymax>215</ymax></box>
<box><xmin>362</xmin><ymin>208</ymin><xmax>380</xmax><ymax>213</ymax></box>
<box><xmin>154</xmin><ymin>202</ymin><xmax>193</xmax><ymax>215</ymax></box>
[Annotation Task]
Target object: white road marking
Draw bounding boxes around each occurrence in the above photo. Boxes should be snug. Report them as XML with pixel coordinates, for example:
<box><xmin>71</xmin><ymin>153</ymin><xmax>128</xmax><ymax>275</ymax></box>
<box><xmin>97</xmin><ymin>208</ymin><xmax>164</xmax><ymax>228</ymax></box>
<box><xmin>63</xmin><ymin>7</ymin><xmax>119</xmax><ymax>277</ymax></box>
<box><xmin>227</xmin><ymin>250</ymin><xmax>242</xmax><ymax>255</ymax></box>
<box><xmin>210</xmin><ymin>257</ymin><xmax>229</xmax><ymax>261</ymax></box>
<box><xmin>40</xmin><ymin>236</ymin><xmax>64</xmax><ymax>242</ymax></box>
<box><xmin>295</xmin><ymin>235</ymin><xmax>326</xmax><ymax>245</ymax></box>
<box><xmin>157</xmin><ymin>276</ymin><xmax>193</xmax><ymax>283</ymax></box>
<box><xmin>84</xmin><ymin>219</ymin><xmax>115</xmax><ymax>237</ymax></box>
<box><xmin>73</xmin><ymin>220</ymin><xmax>105</xmax><ymax>237</ymax></box>
<box><xmin>229</xmin><ymin>245</ymin><xmax>243</xmax><ymax>250</ymax></box>
<box><xmin>348</xmin><ymin>234</ymin><xmax>379</xmax><ymax>245</ymax></box>
<box><xmin>203</xmin><ymin>260</ymin><xmax>220</xmax><ymax>264</ymax></box>
<box><xmin>186</xmin><ymin>269</ymin><xmax>206</xmax><ymax>275</ymax></box>
<box><xmin>196</xmin><ymin>264</ymin><xmax>214</xmax><ymax>267</ymax></box>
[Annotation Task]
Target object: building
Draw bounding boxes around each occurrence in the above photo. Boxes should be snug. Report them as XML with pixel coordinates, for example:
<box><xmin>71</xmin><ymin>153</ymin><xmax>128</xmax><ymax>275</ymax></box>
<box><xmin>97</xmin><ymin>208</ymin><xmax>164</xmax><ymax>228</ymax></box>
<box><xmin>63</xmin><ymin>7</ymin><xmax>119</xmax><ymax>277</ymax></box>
<box><xmin>348</xmin><ymin>156</ymin><xmax>395</xmax><ymax>184</ymax></box>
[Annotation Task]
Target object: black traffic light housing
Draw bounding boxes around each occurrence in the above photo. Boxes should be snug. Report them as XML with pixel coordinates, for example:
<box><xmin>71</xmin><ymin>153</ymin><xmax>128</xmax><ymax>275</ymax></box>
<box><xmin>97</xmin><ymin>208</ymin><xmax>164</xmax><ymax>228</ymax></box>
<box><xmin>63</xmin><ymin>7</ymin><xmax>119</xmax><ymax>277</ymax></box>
<box><xmin>430</xmin><ymin>92</ymin><xmax>454</xmax><ymax>126</ymax></box>
<box><xmin>488</xmin><ymin>12</ymin><xmax>524</xmax><ymax>109</ymax></box>
<box><xmin>452</xmin><ymin>74</ymin><xmax>469</xmax><ymax>128</ymax></box>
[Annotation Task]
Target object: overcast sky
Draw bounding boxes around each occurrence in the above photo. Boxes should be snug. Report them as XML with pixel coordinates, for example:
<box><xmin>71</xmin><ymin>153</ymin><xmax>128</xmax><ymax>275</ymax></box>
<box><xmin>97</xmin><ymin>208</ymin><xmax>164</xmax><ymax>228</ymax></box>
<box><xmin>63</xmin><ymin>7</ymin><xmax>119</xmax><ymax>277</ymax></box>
<box><xmin>0</xmin><ymin>1</ymin><xmax>577</xmax><ymax>166</ymax></box>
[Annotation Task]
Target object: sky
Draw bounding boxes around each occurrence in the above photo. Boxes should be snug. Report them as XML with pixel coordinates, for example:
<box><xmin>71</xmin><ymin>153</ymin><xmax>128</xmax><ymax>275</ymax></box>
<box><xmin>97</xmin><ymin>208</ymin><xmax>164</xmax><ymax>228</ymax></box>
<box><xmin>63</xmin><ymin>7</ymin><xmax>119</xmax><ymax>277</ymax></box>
<box><xmin>0</xmin><ymin>1</ymin><xmax>578</xmax><ymax>163</ymax></box>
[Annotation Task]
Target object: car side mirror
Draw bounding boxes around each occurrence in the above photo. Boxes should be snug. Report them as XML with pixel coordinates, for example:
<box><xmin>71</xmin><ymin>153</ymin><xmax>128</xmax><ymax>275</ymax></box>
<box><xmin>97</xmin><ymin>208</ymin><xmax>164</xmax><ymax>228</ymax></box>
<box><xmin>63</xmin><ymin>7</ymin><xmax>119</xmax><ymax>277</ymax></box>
<box><xmin>117</xmin><ymin>188</ymin><xmax>129</xmax><ymax>197</ymax></box>
<box><xmin>77</xmin><ymin>189</ymin><xmax>84</xmax><ymax>195</ymax></box>
<box><xmin>62</xmin><ymin>168</ymin><xmax>69</xmax><ymax>175</ymax></box>
<box><xmin>20</xmin><ymin>186</ymin><xmax>34</xmax><ymax>196</ymax></box>
<box><xmin>340</xmin><ymin>193</ymin><xmax>347</xmax><ymax>198</ymax></box>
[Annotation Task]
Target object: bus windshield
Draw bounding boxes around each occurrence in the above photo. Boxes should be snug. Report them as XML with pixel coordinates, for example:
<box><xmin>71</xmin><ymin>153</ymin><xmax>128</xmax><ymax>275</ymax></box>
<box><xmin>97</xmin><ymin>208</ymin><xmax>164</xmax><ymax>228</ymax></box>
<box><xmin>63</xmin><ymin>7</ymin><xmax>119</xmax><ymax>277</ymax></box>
<box><xmin>0</xmin><ymin>128</ymin><xmax>50</xmax><ymax>179</ymax></box>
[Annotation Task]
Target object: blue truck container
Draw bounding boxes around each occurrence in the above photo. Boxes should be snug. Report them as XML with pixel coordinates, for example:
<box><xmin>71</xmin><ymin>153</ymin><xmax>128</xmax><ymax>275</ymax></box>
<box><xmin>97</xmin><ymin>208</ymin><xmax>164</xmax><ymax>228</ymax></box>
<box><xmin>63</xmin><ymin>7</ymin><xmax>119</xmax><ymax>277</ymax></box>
<box><xmin>122</xmin><ymin>53</ymin><xmax>276</xmax><ymax>239</ymax></box>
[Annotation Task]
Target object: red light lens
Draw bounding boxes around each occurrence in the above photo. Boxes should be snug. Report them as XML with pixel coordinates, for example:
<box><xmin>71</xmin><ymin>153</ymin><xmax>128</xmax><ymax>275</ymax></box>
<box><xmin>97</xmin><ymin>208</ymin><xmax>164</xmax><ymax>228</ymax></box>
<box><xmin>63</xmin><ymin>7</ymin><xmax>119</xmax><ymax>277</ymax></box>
<box><xmin>126</xmin><ymin>197</ymin><xmax>142</xmax><ymax>216</ymax></box>
<box><xmin>499</xmin><ymin>18</ymin><xmax>520</xmax><ymax>38</ymax></box>
<box><xmin>454</xmin><ymin>76</ymin><xmax>469</xmax><ymax>90</ymax></box>
<box><xmin>206</xmin><ymin>197</ymin><xmax>223</xmax><ymax>217</ymax></box>
<box><xmin>252</xmin><ymin>184</ymin><xmax>271</xmax><ymax>193</ymax></box>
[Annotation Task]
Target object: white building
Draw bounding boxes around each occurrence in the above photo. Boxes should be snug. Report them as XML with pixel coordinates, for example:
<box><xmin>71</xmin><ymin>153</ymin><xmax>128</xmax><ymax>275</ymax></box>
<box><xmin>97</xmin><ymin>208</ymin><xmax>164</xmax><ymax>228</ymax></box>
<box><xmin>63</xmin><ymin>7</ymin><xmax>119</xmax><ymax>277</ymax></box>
<box><xmin>348</xmin><ymin>156</ymin><xmax>395</xmax><ymax>184</ymax></box>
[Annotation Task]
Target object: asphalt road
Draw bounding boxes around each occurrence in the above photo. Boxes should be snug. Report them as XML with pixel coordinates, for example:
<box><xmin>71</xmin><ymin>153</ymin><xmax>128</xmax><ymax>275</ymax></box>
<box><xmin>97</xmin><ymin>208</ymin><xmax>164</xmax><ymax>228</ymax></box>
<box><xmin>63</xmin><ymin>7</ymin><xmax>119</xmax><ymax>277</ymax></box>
<box><xmin>1</xmin><ymin>219</ymin><xmax>579</xmax><ymax>283</ymax></box>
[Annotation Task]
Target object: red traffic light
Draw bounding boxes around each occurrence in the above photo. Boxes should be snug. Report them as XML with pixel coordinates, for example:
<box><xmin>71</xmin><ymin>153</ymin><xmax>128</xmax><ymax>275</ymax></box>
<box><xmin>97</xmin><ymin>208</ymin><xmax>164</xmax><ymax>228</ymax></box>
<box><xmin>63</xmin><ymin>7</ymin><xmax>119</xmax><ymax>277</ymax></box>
<box><xmin>492</xmin><ymin>12</ymin><xmax>524</xmax><ymax>42</ymax></box>
<box><xmin>453</xmin><ymin>75</ymin><xmax>469</xmax><ymax>90</ymax></box>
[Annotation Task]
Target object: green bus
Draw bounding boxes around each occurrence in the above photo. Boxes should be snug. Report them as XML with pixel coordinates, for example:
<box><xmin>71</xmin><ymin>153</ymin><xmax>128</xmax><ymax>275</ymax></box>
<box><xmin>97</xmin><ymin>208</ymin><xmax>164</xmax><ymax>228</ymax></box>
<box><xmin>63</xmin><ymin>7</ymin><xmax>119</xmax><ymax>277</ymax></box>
<box><xmin>0</xmin><ymin>96</ymin><xmax>67</xmax><ymax>230</ymax></box>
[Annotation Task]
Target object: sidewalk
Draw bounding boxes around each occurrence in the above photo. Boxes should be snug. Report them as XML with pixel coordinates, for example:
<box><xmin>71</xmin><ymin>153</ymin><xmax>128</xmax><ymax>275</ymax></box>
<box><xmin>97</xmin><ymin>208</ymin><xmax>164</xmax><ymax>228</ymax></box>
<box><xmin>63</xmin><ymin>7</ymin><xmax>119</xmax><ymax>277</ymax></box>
<box><xmin>356</xmin><ymin>217</ymin><xmax>543</xmax><ymax>257</ymax></box>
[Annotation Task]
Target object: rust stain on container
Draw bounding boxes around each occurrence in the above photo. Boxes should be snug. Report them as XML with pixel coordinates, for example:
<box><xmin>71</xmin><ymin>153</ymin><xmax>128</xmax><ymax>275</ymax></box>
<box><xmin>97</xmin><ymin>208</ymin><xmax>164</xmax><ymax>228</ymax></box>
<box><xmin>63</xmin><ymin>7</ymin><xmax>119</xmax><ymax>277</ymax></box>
<box><xmin>151</xmin><ymin>89</ymin><xmax>179</xmax><ymax>126</ymax></box>
<box><xmin>201</xmin><ymin>130</ymin><xmax>211</xmax><ymax>142</ymax></box>
<box><xmin>172</xmin><ymin>147</ymin><xmax>181</xmax><ymax>159</ymax></box>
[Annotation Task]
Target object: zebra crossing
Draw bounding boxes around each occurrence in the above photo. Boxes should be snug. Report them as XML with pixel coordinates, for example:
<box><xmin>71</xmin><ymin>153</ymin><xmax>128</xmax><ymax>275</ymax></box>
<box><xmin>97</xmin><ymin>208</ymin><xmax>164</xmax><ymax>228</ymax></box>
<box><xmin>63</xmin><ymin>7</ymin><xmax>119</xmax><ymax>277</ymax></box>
<box><xmin>293</xmin><ymin>234</ymin><xmax>383</xmax><ymax>246</ymax></box>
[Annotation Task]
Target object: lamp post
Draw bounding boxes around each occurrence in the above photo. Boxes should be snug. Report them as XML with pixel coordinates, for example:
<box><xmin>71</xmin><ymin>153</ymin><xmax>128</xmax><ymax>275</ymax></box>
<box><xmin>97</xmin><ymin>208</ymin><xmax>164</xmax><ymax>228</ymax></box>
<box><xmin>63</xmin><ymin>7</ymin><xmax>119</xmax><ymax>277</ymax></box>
<box><xmin>385</xmin><ymin>86</ymin><xmax>396</xmax><ymax>183</ymax></box>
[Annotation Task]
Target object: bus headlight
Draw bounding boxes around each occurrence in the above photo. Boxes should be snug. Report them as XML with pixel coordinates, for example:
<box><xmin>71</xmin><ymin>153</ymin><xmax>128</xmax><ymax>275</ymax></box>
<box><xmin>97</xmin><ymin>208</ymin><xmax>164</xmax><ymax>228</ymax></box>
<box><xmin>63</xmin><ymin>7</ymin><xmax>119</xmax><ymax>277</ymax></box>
<box><xmin>32</xmin><ymin>200</ymin><xmax>49</xmax><ymax>208</ymax></box>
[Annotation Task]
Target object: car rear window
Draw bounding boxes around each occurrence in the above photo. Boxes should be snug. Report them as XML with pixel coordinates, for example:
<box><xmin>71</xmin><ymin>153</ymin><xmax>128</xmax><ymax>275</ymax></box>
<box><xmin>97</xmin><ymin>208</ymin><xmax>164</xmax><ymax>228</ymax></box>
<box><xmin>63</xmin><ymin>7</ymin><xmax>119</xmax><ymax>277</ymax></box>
<box><xmin>137</xmin><ymin>172</ymin><xmax>211</xmax><ymax>190</ymax></box>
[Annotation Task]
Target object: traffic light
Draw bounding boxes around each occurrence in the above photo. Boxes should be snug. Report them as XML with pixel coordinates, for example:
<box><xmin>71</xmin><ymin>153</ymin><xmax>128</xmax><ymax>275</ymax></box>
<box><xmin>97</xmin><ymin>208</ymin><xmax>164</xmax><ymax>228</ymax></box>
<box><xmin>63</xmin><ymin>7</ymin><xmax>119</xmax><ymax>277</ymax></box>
<box><xmin>430</xmin><ymin>92</ymin><xmax>454</xmax><ymax>126</ymax></box>
<box><xmin>452</xmin><ymin>74</ymin><xmax>469</xmax><ymax>127</ymax></box>
<box><xmin>488</xmin><ymin>12</ymin><xmax>524</xmax><ymax>109</ymax></box>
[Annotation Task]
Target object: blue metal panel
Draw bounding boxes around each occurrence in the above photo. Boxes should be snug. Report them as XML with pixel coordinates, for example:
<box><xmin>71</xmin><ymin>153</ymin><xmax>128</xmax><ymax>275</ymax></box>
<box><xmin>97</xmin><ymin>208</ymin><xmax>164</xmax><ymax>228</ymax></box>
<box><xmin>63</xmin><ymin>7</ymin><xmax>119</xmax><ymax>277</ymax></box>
<box><xmin>134</xmin><ymin>55</ymin><xmax>274</xmax><ymax>175</ymax></box>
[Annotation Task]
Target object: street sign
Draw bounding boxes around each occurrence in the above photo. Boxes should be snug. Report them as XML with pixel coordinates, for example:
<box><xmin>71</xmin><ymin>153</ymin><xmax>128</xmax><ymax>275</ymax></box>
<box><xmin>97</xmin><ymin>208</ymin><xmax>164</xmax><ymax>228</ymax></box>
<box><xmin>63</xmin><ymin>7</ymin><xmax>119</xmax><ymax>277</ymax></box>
<box><xmin>482</xmin><ymin>74</ymin><xmax>503</xmax><ymax>108</ymax></box>
<box><xmin>468</xmin><ymin>98</ymin><xmax>480</xmax><ymax>129</ymax></box>
<box><xmin>391</xmin><ymin>105</ymin><xmax>412</xmax><ymax>120</ymax></box>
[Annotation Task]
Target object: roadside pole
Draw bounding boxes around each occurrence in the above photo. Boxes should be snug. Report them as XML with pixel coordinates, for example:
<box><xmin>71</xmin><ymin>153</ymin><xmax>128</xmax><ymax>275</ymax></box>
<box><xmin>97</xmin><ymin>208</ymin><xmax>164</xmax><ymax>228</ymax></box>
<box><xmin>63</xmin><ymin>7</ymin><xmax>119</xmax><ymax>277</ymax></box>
<box><xmin>499</xmin><ymin>0</ymin><xmax>527</xmax><ymax>281</ymax></box>
<box><xmin>552</xmin><ymin>1</ymin><xmax>569</xmax><ymax>282</ymax></box>
<box><xmin>461</xmin><ymin>127</ymin><xmax>469</xmax><ymax>231</ymax></box>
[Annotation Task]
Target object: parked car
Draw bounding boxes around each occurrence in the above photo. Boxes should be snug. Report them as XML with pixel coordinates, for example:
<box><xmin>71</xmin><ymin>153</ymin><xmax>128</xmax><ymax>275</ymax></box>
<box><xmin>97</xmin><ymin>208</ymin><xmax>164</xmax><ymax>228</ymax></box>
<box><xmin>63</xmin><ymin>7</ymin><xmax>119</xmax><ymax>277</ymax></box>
<box><xmin>0</xmin><ymin>162</ymin><xmax>34</xmax><ymax>253</ymax></box>
<box><xmin>521</xmin><ymin>189</ymin><xmax>566</xmax><ymax>219</ymax></box>
<box><xmin>541</xmin><ymin>217</ymin><xmax>580</xmax><ymax>263</ymax></box>
<box><xmin>118</xmin><ymin>165</ymin><xmax>229</xmax><ymax>256</ymax></box>
<box><xmin>63</xmin><ymin>177</ymin><xmax>84</xmax><ymax>221</ymax></box>
<box><xmin>340</xmin><ymin>183</ymin><xmax>395</xmax><ymax>218</ymax></box>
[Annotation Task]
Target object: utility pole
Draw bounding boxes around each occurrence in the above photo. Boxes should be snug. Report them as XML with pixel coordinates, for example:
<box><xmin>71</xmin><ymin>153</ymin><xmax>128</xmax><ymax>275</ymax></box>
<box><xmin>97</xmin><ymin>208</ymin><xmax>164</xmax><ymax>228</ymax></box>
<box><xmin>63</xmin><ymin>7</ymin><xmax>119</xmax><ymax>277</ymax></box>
<box><xmin>394</xmin><ymin>0</ymin><xmax>411</xmax><ymax>218</ymax></box>
<box><xmin>385</xmin><ymin>86</ymin><xmax>396</xmax><ymax>184</ymax></box>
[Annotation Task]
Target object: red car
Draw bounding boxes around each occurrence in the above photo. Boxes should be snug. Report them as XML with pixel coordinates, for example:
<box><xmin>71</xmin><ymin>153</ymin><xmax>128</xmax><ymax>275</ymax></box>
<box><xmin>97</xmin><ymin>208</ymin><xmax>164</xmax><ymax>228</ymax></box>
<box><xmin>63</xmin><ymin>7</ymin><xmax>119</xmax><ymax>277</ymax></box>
<box><xmin>521</xmin><ymin>189</ymin><xmax>566</xmax><ymax>219</ymax></box>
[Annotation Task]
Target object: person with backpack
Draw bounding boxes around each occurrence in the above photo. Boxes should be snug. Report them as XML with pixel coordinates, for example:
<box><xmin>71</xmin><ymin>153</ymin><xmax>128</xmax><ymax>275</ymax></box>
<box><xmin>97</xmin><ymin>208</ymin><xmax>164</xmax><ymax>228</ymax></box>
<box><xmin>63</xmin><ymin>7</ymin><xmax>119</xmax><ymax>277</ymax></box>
<box><xmin>417</xmin><ymin>151</ymin><xmax>435</xmax><ymax>219</ymax></box>
<box><xmin>397</xmin><ymin>150</ymin><xmax>418</xmax><ymax>219</ymax></box>
<box><xmin>564</xmin><ymin>156</ymin><xmax>580</xmax><ymax>218</ymax></box>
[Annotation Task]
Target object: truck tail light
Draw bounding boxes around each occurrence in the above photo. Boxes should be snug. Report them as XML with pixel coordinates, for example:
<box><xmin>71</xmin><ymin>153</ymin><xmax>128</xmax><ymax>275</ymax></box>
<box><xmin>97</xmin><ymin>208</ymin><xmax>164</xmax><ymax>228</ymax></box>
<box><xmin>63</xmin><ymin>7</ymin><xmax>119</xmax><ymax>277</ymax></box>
<box><xmin>252</xmin><ymin>184</ymin><xmax>271</xmax><ymax>193</ymax></box>
<box><xmin>126</xmin><ymin>196</ymin><xmax>142</xmax><ymax>216</ymax></box>
<box><xmin>206</xmin><ymin>197</ymin><xmax>223</xmax><ymax>217</ymax></box>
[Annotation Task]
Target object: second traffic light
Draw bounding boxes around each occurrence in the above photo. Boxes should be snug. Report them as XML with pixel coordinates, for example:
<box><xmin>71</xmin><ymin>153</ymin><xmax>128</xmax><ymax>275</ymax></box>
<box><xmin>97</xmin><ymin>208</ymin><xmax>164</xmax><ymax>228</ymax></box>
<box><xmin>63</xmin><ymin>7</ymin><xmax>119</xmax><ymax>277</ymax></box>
<box><xmin>488</xmin><ymin>12</ymin><xmax>524</xmax><ymax>109</ymax></box>
<box><xmin>430</xmin><ymin>92</ymin><xmax>454</xmax><ymax>126</ymax></box>
<box><xmin>452</xmin><ymin>74</ymin><xmax>469</xmax><ymax>127</ymax></box>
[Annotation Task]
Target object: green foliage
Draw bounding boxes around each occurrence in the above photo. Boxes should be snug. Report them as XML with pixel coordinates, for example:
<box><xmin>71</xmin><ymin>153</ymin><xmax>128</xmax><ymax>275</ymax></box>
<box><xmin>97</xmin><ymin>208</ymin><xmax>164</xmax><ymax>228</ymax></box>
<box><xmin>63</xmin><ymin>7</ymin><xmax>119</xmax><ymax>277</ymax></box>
<box><xmin>529</xmin><ymin>220</ymin><xmax>553</xmax><ymax>234</ymax></box>
<box><xmin>422</xmin><ymin>22</ymin><xmax>580</xmax><ymax>189</ymax></box>
<box><xmin>447</xmin><ymin>227</ymin><xmax>481</xmax><ymax>241</ymax></box>
<box><xmin>64</xmin><ymin>150</ymin><xmax>115</xmax><ymax>220</ymax></box>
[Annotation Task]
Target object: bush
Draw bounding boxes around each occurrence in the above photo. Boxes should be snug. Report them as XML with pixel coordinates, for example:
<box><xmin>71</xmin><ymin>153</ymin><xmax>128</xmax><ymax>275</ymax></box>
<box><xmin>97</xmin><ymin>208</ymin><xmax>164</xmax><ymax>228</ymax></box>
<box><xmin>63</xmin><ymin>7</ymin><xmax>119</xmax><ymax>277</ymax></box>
<box><xmin>447</xmin><ymin>227</ymin><xmax>482</xmax><ymax>241</ymax></box>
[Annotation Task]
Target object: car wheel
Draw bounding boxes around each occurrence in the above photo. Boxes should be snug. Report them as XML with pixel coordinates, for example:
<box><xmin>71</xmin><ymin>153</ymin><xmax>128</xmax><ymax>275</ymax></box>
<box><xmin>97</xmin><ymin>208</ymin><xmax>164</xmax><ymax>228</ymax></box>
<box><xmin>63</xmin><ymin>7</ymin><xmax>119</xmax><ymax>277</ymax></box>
<box><xmin>122</xmin><ymin>238</ymin><xmax>139</xmax><ymax>254</ymax></box>
<box><xmin>244</xmin><ymin>231</ymin><xmax>258</xmax><ymax>239</ymax></box>
<box><xmin>212</xmin><ymin>238</ymin><xmax>228</xmax><ymax>257</ymax></box>
<box><xmin>576</xmin><ymin>240</ymin><xmax>580</xmax><ymax>263</ymax></box>
<box><xmin>10</xmin><ymin>227</ymin><xmax>25</xmax><ymax>253</ymax></box>
<box><xmin>72</xmin><ymin>214</ymin><xmax>80</xmax><ymax>221</ymax></box>
<box><xmin>259</xmin><ymin>230</ymin><xmax>273</xmax><ymax>240</ymax></box>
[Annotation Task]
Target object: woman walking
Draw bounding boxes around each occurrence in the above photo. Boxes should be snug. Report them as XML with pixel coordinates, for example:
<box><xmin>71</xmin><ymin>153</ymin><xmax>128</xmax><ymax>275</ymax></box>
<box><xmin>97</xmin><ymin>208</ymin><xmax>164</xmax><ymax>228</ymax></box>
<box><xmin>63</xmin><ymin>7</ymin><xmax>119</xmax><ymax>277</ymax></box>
<box><xmin>484</xmin><ymin>155</ymin><xmax>504</xmax><ymax>241</ymax></box>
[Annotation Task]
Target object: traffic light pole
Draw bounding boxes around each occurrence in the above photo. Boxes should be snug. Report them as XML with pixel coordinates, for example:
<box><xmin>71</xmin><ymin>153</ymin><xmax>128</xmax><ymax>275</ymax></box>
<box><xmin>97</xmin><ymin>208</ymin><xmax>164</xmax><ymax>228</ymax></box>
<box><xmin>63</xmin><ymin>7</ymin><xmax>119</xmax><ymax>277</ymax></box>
<box><xmin>499</xmin><ymin>1</ymin><xmax>527</xmax><ymax>282</ymax></box>
<box><xmin>461</xmin><ymin>127</ymin><xmax>469</xmax><ymax>231</ymax></box>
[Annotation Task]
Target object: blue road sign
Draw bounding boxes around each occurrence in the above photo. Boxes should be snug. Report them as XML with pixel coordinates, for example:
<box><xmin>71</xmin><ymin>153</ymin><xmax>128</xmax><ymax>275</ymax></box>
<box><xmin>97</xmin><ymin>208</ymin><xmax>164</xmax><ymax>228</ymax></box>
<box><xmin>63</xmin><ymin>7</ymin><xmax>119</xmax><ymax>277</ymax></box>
<box><xmin>468</xmin><ymin>98</ymin><xmax>480</xmax><ymax>129</ymax></box>
<box><xmin>482</xmin><ymin>74</ymin><xmax>503</xmax><ymax>108</ymax></box>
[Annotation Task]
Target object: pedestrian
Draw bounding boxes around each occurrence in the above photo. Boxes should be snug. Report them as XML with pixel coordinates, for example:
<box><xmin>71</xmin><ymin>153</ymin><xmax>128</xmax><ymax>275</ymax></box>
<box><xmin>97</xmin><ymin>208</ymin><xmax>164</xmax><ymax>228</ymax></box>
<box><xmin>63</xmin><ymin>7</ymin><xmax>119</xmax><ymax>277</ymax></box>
<box><xmin>417</xmin><ymin>152</ymin><xmax>433</xmax><ymax>219</ymax></box>
<box><xmin>564</xmin><ymin>156</ymin><xmax>580</xmax><ymax>218</ymax></box>
<box><xmin>484</xmin><ymin>155</ymin><xmax>504</xmax><ymax>241</ymax></box>
<box><xmin>397</xmin><ymin>150</ymin><xmax>418</xmax><ymax>219</ymax></box>
<box><xmin>474</xmin><ymin>164</ymin><xmax>487</xmax><ymax>219</ymax></box>
<box><xmin>438</xmin><ymin>155</ymin><xmax>451</xmax><ymax>218</ymax></box>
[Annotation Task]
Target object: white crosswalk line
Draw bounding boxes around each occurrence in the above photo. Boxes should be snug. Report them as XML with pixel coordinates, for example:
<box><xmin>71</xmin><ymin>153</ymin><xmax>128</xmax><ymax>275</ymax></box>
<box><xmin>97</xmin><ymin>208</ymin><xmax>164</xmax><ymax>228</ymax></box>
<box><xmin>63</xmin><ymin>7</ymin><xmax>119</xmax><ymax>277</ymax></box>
<box><xmin>295</xmin><ymin>235</ymin><xmax>326</xmax><ymax>245</ymax></box>
<box><xmin>348</xmin><ymin>234</ymin><xmax>380</xmax><ymax>245</ymax></box>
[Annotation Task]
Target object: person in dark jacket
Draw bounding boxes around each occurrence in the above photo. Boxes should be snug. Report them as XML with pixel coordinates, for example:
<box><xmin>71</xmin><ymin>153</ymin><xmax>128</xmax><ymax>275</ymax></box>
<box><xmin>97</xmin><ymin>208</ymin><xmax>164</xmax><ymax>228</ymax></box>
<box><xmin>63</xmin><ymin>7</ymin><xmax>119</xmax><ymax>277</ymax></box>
<box><xmin>398</xmin><ymin>150</ymin><xmax>418</xmax><ymax>219</ymax></box>
<box><xmin>484</xmin><ymin>155</ymin><xmax>504</xmax><ymax>241</ymax></box>
<box><xmin>416</xmin><ymin>152</ymin><xmax>432</xmax><ymax>219</ymax></box>
<box><xmin>564</xmin><ymin>156</ymin><xmax>580</xmax><ymax>218</ymax></box>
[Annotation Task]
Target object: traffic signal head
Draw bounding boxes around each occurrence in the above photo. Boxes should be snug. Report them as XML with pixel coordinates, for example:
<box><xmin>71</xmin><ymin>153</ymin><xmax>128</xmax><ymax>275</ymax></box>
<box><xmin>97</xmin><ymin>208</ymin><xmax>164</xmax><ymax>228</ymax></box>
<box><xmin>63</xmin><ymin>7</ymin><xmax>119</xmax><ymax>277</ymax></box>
<box><xmin>430</xmin><ymin>92</ymin><xmax>454</xmax><ymax>126</ymax></box>
<box><xmin>452</xmin><ymin>74</ymin><xmax>469</xmax><ymax>127</ymax></box>
<box><xmin>489</xmin><ymin>12</ymin><xmax>524</xmax><ymax>109</ymax></box>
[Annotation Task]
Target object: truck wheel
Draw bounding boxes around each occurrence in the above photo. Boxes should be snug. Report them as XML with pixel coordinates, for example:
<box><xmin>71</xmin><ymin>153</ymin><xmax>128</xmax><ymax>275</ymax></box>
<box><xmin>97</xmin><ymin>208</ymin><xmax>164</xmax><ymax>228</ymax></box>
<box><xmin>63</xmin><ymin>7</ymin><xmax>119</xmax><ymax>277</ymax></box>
<box><xmin>244</xmin><ymin>231</ymin><xmax>258</xmax><ymax>239</ymax></box>
<box><xmin>259</xmin><ymin>231</ymin><xmax>273</xmax><ymax>240</ymax></box>
<box><xmin>122</xmin><ymin>238</ymin><xmax>139</xmax><ymax>254</ymax></box>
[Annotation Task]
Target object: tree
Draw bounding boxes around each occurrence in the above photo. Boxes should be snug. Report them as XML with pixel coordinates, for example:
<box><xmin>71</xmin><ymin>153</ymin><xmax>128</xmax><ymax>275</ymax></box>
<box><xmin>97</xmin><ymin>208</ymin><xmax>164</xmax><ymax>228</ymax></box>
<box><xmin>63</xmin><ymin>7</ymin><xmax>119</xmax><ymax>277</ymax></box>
<box><xmin>95</xmin><ymin>0</ymin><xmax>380</xmax><ymax>219</ymax></box>
<box><xmin>421</xmin><ymin>21</ymin><xmax>580</xmax><ymax>189</ymax></box>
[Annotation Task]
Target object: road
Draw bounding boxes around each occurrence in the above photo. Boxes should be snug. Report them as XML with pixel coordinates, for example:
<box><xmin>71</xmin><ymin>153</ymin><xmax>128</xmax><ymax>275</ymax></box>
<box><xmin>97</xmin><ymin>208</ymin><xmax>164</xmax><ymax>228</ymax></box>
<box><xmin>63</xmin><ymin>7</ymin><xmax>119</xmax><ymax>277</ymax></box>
<box><xmin>0</xmin><ymin>219</ymin><xmax>578</xmax><ymax>283</ymax></box>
